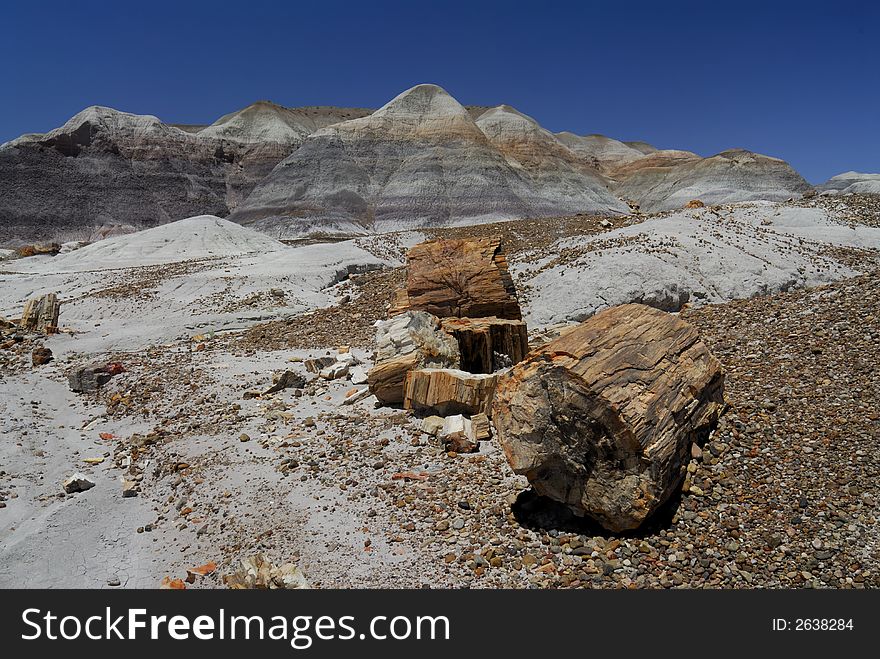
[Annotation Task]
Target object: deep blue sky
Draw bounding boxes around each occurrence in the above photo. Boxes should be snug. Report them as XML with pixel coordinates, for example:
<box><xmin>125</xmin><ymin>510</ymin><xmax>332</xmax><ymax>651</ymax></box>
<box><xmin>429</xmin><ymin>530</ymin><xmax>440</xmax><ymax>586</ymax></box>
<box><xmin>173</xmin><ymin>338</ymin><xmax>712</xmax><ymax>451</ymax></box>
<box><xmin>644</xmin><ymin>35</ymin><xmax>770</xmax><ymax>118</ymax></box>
<box><xmin>2</xmin><ymin>0</ymin><xmax>877</xmax><ymax>182</ymax></box>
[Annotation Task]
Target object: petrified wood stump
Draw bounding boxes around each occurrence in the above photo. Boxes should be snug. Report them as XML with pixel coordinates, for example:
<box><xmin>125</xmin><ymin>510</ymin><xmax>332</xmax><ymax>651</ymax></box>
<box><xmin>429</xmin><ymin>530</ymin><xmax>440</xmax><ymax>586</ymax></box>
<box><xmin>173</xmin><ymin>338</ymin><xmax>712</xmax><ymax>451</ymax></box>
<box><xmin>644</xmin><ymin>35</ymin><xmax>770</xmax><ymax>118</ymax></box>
<box><xmin>440</xmin><ymin>316</ymin><xmax>529</xmax><ymax>373</ymax></box>
<box><xmin>21</xmin><ymin>293</ymin><xmax>60</xmax><ymax>333</ymax></box>
<box><xmin>493</xmin><ymin>304</ymin><xmax>725</xmax><ymax>532</ymax></box>
<box><xmin>399</xmin><ymin>238</ymin><xmax>521</xmax><ymax>320</ymax></box>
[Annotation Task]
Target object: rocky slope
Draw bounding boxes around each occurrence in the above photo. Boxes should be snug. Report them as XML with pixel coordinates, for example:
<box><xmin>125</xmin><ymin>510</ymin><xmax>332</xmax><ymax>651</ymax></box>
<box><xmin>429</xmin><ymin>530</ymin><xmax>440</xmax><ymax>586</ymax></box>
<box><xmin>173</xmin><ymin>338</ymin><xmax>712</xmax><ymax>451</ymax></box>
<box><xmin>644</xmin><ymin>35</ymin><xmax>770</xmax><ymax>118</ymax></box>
<box><xmin>229</xmin><ymin>85</ymin><xmax>629</xmax><ymax>238</ymax></box>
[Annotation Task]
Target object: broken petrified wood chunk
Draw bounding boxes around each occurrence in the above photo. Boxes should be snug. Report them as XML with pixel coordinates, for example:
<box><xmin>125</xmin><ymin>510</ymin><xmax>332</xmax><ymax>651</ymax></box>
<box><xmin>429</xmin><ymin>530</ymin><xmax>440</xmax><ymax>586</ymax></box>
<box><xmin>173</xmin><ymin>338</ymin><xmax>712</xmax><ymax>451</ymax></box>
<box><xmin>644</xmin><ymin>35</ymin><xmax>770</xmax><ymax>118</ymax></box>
<box><xmin>492</xmin><ymin>303</ymin><xmax>725</xmax><ymax>533</ymax></box>
<box><xmin>21</xmin><ymin>293</ymin><xmax>60</xmax><ymax>334</ymax></box>
<box><xmin>440</xmin><ymin>316</ymin><xmax>529</xmax><ymax>373</ymax></box>
<box><xmin>403</xmin><ymin>368</ymin><xmax>499</xmax><ymax>417</ymax></box>
<box><xmin>399</xmin><ymin>238</ymin><xmax>521</xmax><ymax>319</ymax></box>
<box><xmin>470</xmin><ymin>413</ymin><xmax>492</xmax><ymax>442</ymax></box>
<box><xmin>367</xmin><ymin>311</ymin><xmax>460</xmax><ymax>404</ymax></box>
<box><xmin>304</xmin><ymin>356</ymin><xmax>337</xmax><ymax>373</ymax></box>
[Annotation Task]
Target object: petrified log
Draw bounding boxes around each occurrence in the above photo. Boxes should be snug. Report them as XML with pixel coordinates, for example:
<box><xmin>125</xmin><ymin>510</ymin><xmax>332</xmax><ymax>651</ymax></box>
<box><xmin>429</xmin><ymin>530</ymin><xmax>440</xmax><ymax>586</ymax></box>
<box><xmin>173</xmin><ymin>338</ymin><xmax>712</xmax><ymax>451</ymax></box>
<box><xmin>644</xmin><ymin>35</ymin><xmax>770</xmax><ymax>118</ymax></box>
<box><xmin>367</xmin><ymin>311</ymin><xmax>460</xmax><ymax>404</ymax></box>
<box><xmin>400</xmin><ymin>238</ymin><xmax>521</xmax><ymax>319</ymax></box>
<box><xmin>21</xmin><ymin>293</ymin><xmax>60</xmax><ymax>333</ymax></box>
<box><xmin>440</xmin><ymin>316</ymin><xmax>528</xmax><ymax>373</ymax></box>
<box><xmin>493</xmin><ymin>304</ymin><xmax>725</xmax><ymax>532</ymax></box>
<box><xmin>403</xmin><ymin>368</ymin><xmax>498</xmax><ymax>417</ymax></box>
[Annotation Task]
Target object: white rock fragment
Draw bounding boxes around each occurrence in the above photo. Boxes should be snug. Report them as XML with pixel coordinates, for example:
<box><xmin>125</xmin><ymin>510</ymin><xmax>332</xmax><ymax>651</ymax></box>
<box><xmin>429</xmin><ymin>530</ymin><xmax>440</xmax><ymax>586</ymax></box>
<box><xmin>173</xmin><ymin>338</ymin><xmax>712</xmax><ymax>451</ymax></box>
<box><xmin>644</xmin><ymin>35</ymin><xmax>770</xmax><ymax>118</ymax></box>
<box><xmin>63</xmin><ymin>473</ymin><xmax>95</xmax><ymax>494</ymax></box>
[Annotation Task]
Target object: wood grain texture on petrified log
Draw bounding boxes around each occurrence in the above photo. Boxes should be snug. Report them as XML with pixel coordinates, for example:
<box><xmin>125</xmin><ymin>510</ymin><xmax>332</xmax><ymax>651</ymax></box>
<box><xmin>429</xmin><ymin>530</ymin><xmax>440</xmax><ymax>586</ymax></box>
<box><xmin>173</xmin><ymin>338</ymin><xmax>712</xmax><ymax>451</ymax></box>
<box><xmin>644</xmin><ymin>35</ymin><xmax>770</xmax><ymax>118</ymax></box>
<box><xmin>367</xmin><ymin>353</ymin><xmax>419</xmax><ymax>404</ymax></box>
<box><xmin>21</xmin><ymin>293</ymin><xmax>60</xmax><ymax>333</ymax></box>
<box><xmin>492</xmin><ymin>303</ymin><xmax>725</xmax><ymax>532</ymax></box>
<box><xmin>403</xmin><ymin>238</ymin><xmax>521</xmax><ymax>320</ymax></box>
<box><xmin>387</xmin><ymin>288</ymin><xmax>410</xmax><ymax>317</ymax></box>
<box><xmin>404</xmin><ymin>368</ymin><xmax>499</xmax><ymax>417</ymax></box>
<box><xmin>440</xmin><ymin>316</ymin><xmax>529</xmax><ymax>373</ymax></box>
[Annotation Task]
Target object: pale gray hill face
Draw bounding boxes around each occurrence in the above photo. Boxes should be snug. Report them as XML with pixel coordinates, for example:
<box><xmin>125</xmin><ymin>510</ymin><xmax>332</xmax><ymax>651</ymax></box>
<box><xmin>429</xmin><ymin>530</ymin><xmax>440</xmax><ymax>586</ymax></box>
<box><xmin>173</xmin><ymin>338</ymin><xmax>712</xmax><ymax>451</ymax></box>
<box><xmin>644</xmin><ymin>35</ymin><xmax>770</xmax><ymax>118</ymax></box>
<box><xmin>555</xmin><ymin>131</ymin><xmax>649</xmax><ymax>175</ymax></box>
<box><xmin>818</xmin><ymin>171</ymin><xmax>880</xmax><ymax>195</ymax></box>
<box><xmin>231</xmin><ymin>85</ymin><xmax>628</xmax><ymax>237</ymax></box>
<box><xmin>613</xmin><ymin>149</ymin><xmax>812</xmax><ymax>211</ymax></box>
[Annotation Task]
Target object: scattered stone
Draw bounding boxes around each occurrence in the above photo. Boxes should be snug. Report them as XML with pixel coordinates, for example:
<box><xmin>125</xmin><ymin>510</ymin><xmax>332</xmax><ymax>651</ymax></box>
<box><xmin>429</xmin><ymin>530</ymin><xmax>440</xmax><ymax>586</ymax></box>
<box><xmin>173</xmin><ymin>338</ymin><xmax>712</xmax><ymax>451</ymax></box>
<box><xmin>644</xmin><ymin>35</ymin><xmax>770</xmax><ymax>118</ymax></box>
<box><xmin>421</xmin><ymin>415</ymin><xmax>445</xmax><ymax>437</ymax></box>
<box><xmin>349</xmin><ymin>365</ymin><xmax>369</xmax><ymax>385</ymax></box>
<box><xmin>319</xmin><ymin>361</ymin><xmax>349</xmax><ymax>380</ymax></box>
<box><xmin>304</xmin><ymin>356</ymin><xmax>336</xmax><ymax>373</ymax></box>
<box><xmin>68</xmin><ymin>363</ymin><xmax>116</xmax><ymax>393</ymax></box>
<box><xmin>32</xmin><ymin>347</ymin><xmax>53</xmax><ymax>366</ymax></box>
<box><xmin>470</xmin><ymin>413</ymin><xmax>491</xmax><ymax>442</ymax></box>
<box><xmin>223</xmin><ymin>554</ymin><xmax>309</xmax><ymax>589</ymax></box>
<box><xmin>439</xmin><ymin>414</ymin><xmax>478</xmax><ymax>453</ymax></box>
<box><xmin>262</xmin><ymin>370</ymin><xmax>306</xmax><ymax>395</ymax></box>
<box><xmin>122</xmin><ymin>480</ymin><xmax>138</xmax><ymax>497</ymax></box>
<box><xmin>62</xmin><ymin>473</ymin><xmax>95</xmax><ymax>494</ymax></box>
<box><xmin>341</xmin><ymin>387</ymin><xmax>372</xmax><ymax>405</ymax></box>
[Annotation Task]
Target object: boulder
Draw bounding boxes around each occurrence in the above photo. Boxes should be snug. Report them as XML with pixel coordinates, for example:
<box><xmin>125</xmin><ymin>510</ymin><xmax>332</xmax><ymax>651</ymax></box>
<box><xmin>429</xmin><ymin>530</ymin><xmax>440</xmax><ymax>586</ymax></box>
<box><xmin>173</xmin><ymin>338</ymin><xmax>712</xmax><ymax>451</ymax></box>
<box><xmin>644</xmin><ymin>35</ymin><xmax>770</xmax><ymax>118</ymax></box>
<box><xmin>367</xmin><ymin>311</ymin><xmax>460</xmax><ymax>404</ymax></box>
<box><xmin>440</xmin><ymin>316</ymin><xmax>529</xmax><ymax>373</ymax></box>
<box><xmin>403</xmin><ymin>368</ymin><xmax>499</xmax><ymax>417</ymax></box>
<box><xmin>21</xmin><ymin>293</ymin><xmax>60</xmax><ymax>333</ymax></box>
<box><xmin>492</xmin><ymin>304</ymin><xmax>724</xmax><ymax>532</ymax></box>
<box><xmin>68</xmin><ymin>364</ymin><xmax>115</xmax><ymax>393</ymax></box>
<box><xmin>400</xmin><ymin>238</ymin><xmax>522</xmax><ymax>319</ymax></box>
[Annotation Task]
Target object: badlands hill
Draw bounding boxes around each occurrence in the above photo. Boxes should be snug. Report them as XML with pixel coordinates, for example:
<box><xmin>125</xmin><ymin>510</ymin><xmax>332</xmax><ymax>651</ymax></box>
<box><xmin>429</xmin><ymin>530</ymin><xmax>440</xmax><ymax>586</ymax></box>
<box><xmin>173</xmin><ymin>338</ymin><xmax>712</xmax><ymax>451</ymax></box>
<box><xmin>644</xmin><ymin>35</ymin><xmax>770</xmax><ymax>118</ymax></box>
<box><xmin>818</xmin><ymin>171</ymin><xmax>880</xmax><ymax>195</ymax></box>
<box><xmin>0</xmin><ymin>82</ymin><xmax>852</xmax><ymax>245</ymax></box>
<box><xmin>0</xmin><ymin>103</ymin><xmax>370</xmax><ymax>246</ymax></box>
<box><xmin>612</xmin><ymin>148</ymin><xmax>812</xmax><ymax>211</ymax></box>
<box><xmin>229</xmin><ymin>85</ymin><xmax>628</xmax><ymax>237</ymax></box>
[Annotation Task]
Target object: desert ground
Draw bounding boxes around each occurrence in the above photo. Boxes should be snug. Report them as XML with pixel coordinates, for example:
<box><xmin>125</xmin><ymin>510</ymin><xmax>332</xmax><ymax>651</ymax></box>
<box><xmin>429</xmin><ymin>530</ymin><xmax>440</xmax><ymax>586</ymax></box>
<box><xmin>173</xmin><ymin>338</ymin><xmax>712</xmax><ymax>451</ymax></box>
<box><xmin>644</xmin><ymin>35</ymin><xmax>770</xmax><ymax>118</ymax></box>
<box><xmin>1</xmin><ymin>193</ymin><xmax>877</xmax><ymax>589</ymax></box>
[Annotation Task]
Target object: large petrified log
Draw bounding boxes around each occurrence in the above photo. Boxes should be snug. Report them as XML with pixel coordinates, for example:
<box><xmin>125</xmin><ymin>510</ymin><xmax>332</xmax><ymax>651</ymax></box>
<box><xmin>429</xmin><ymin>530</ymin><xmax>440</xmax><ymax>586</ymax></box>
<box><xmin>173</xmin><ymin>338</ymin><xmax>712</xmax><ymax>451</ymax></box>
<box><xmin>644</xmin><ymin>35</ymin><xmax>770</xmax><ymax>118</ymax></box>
<box><xmin>395</xmin><ymin>238</ymin><xmax>521</xmax><ymax>320</ymax></box>
<box><xmin>403</xmin><ymin>368</ymin><xmax>498</xmax><ymax>417</ymax></box>
<box><xmin>493</xmin><ymin>304</ymin><xmax>725</xmax><ymax>532</ymax></box>
<box><xmin>21</xmin><ymin>293</ymin><xmax>60</xmax><ymax>333</ymax></box>
<box><xmin>440</xmin><ymin>316</ymin><xmax>529</xmax><ymax>373</ymax></box>
<box><xmin>367</xmin><ymin>311</ymin><xmax>460</xmax><ymax>404</ymax></box>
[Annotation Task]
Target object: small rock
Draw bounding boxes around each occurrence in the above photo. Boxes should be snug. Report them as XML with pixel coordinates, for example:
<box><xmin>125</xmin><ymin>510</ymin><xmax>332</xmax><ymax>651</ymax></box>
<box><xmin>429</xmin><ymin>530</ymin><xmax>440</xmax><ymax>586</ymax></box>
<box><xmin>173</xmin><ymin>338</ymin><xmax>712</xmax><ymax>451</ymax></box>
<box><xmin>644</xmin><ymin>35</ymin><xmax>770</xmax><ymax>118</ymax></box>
<box><xmin>32</xmin><ymin>347</ymin><xmax>53</xmax><ymax>366</ymax></box>
<box><xmin>62</xmin><ymin>473</ymin><xmax>95</xmax><ymax>494</ymax></box>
